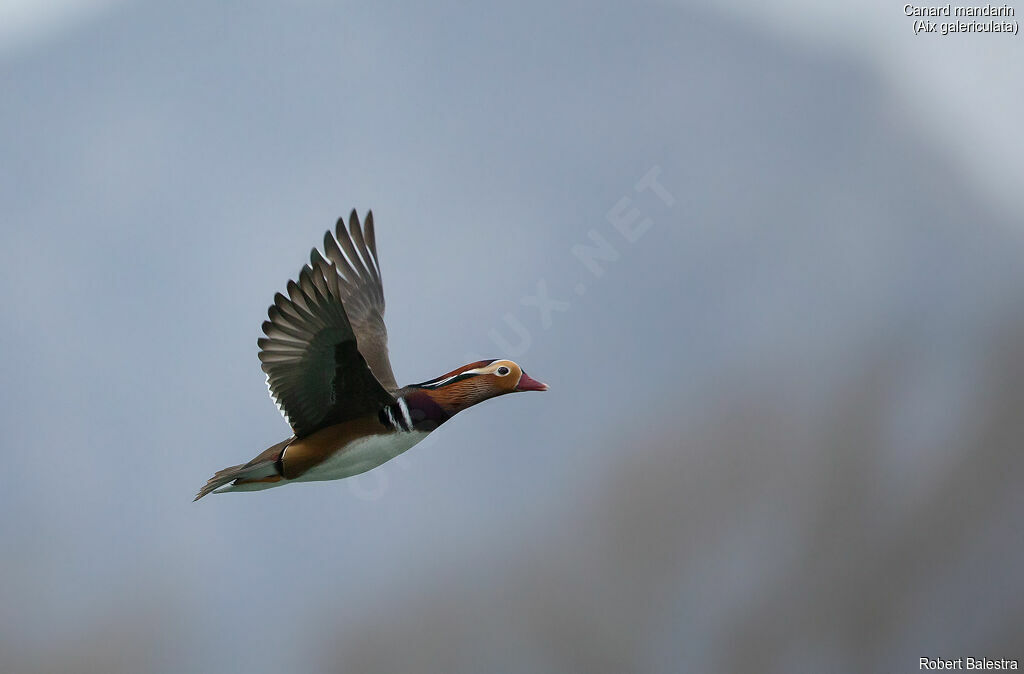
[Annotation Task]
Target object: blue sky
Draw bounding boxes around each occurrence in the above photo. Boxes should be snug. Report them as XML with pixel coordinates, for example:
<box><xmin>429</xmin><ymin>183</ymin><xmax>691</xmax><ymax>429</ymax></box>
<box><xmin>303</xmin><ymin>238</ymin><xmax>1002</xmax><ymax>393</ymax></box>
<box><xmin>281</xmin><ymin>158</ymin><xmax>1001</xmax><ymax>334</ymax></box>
<box><xmin>2</xmin><ymin>2</ymin><xmax>1022</xmax><ymax>672</ymax></box>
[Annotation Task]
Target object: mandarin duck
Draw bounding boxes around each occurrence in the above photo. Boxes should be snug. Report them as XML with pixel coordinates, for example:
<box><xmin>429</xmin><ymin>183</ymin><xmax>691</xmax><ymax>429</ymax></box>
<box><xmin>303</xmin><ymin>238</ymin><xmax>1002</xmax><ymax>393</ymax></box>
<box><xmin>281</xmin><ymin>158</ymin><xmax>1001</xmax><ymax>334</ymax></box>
<box><xmin>195</xmin><ymin>211</ymin><xmax>547</xmax><ymax>500</ymax></box>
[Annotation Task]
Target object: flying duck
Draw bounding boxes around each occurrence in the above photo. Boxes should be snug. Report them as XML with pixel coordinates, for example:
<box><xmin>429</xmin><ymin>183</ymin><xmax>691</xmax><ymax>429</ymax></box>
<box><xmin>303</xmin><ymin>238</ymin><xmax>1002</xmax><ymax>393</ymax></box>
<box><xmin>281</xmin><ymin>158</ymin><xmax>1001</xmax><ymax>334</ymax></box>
<box><xmin>195</xmin><ymin>210</ymin><xmax>548</xmax><ymax>500</ymax></box>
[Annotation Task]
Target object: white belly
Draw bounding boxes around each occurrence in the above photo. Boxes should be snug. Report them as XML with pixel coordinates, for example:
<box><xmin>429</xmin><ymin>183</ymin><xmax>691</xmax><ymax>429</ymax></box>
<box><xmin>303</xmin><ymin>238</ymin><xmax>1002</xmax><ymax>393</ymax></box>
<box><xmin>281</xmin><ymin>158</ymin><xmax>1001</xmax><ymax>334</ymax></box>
<box><xmin>296</xmin><ymin>431</ymin><xmax>429</xmax><ymax>482</ymax></box>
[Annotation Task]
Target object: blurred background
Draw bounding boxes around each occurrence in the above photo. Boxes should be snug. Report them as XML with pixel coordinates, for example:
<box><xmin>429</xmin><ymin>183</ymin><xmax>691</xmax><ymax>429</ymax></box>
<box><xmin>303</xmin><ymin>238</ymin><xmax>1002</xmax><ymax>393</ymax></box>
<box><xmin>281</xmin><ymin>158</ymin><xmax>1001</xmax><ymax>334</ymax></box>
<box><xmin>2</xmin><ymin>1</ymin><xmax>1022</xmax><ymax>672</ymax></box>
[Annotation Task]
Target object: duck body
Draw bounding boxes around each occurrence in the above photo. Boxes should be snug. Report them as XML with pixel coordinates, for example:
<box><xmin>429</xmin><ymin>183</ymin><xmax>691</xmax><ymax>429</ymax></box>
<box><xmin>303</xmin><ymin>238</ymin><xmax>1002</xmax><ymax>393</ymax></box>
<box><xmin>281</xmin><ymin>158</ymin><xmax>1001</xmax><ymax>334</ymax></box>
<box><xmin>223</xmin><ymin>424</ymin><xmax>430</xmax><ymax>493</ymax></box>
<box><xmin>195</xmin><ymin>212</ymin><xmax>547</xmax><ymax>500</ymax></box>
<box><xmin>219</xmin><ymin>387</ymin><xmax>444</xmax><ymax>492</ymax></box>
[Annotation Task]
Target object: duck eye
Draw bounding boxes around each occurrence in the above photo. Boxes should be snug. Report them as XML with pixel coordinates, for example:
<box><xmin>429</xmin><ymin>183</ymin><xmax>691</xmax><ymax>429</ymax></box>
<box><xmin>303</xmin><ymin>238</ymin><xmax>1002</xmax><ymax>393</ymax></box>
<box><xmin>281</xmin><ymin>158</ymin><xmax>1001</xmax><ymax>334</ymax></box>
<box><xmin>495</xmin><ymin>366</ymin><xmax>510</xmax><ymax>376</ymax></box>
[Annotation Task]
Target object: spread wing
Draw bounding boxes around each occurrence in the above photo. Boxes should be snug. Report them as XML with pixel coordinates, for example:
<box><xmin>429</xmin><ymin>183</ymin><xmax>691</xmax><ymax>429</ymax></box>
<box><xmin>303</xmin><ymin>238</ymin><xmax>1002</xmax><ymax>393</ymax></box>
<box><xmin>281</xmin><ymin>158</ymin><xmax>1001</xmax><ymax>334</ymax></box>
<box><xmin>258</xmin><ymin>252</ymin><xmax>396</xmax><ymax>438</ymax></box>
<box><xmin>321</xmin><ymin>210</ymin><xmax>399</xmax><ymax>391</ymax></box>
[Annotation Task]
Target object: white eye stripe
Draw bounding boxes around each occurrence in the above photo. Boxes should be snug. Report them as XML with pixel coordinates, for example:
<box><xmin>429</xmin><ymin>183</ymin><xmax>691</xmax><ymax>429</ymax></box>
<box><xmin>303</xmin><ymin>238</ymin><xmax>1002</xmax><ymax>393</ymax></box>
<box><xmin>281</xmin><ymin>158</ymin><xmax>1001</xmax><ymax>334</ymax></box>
<box><xmin>423</xmin><ymin>368</ymin><xmax>485</xmax><ymax>387</ymax></box>
<box><xmin>423</xmin><ymin>373</ymin><xmax>463</xmax><ymax>388</ymax></box>
<box><xmin>418</xmin><ymin>363</ymin><xmax>515</xmax><ymax>388</ymax></box>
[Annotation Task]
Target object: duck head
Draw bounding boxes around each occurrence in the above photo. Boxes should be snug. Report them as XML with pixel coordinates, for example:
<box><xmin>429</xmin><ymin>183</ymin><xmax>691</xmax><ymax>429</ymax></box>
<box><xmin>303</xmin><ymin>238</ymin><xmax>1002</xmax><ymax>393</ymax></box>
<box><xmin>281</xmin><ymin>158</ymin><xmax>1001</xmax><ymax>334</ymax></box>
<box><xmin>408</xmin><ymin>358</ymin><xmax>548</xmax><ymax>417</ymax></box>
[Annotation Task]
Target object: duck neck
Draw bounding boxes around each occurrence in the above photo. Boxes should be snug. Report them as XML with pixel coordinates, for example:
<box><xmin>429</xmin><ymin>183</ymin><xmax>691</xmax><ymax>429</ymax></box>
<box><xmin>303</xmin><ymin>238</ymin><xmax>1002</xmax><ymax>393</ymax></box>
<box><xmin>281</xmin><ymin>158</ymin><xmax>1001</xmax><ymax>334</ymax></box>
<box><xmin>391</xmin><ymin>388</ymin><xmax>455</xmax><ymax>432</ymax></box>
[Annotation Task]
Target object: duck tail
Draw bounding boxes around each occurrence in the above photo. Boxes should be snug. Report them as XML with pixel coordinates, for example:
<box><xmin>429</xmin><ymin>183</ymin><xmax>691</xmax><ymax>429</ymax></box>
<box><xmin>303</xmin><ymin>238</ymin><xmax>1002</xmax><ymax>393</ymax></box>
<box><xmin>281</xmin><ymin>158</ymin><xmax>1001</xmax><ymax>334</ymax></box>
<box><xmin>194</xmin><ymin>463</ymin><xmax>248</xmax><ymax>501</ymax></box>
<box><xmin>193</xmin><ymin>439</ymin><xmax>291</xmax><ymax>501</ymax></box>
